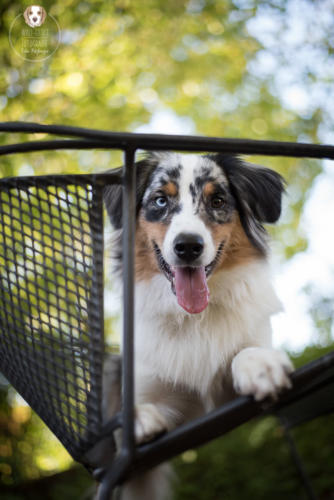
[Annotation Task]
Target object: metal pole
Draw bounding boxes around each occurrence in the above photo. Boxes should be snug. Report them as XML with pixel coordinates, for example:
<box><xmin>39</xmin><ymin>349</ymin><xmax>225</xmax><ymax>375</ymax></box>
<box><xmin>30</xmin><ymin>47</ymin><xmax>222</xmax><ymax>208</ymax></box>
<box><xmin>282</xmin><ymin>421</ymin><xmax>317</xmax><ymax>500</ymax></box>
<box><xmin>96</xmin><ymin>148</ymin><xmax>137</xmax><ymax>500</ymax></box>
<box><xmin>121</xmin><ymin>147</ymin><xmax>136</xmax><ymax>457</ymax></box>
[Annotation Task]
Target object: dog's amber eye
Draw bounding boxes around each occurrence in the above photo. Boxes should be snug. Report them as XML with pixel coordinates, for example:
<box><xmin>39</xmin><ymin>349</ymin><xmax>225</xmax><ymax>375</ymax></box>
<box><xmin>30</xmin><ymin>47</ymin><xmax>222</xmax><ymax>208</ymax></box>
<box><xmin>211</xmin><ymin>195</ymin><xmax>224</xmax><ymax>209</ymax></box>
<box><xmin>154</xmin><ymin>196</ymin><xmax>168</xmax><ymax>208</ymax></box>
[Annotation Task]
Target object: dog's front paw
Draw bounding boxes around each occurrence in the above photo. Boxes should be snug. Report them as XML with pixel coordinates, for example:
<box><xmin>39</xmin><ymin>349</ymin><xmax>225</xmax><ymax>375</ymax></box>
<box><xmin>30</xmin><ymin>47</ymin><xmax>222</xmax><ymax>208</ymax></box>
<box><xmin>135</xmin><ymin>403</ymin><xmax>168</xmax><ymax>444</ymax></box>
<box><xmin>231</xmin><ymin>347</ymin><xmax>294</xmax><ymax>401</ymax></box>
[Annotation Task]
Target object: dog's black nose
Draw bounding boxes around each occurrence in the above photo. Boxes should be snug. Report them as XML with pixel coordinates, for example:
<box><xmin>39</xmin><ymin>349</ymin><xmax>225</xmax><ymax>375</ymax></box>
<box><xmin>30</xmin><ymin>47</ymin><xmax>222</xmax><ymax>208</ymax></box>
<box><xmin>173</xmin><ymin>233</ymin><xmax>204</xmax><ymax>263</ymax></box>
<box><xmin>33</xmin><ymin>17</ymin><xmax>37</xmax><ymax>21</ymax></box>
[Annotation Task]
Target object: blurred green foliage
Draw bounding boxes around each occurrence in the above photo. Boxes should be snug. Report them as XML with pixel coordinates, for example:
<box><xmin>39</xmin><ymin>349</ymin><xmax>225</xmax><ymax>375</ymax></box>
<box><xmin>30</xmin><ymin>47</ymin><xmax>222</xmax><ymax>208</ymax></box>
<box><xmin>0</xmin><ymin>382</ymin><xmax>73</xmax><ymax>487</ymax></box>
<box><xmin>0</xmin><ymin>0</ymin><xmax>334</xmax><ymax>498</ymax></box>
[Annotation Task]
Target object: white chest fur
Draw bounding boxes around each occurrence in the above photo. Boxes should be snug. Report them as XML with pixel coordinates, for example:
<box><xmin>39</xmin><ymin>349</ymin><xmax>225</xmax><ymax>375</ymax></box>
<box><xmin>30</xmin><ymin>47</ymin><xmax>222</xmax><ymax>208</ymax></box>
<box><xmin>133</xmin><ymin>260</ymin><xmax>282</xmax><ymax>395</ymax></box>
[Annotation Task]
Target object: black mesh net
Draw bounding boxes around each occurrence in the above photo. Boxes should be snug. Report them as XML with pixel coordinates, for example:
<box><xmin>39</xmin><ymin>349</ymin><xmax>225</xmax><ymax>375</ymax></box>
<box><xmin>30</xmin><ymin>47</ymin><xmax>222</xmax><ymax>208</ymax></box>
<box><xmin>0</xmin><ymin>174</ymin><xmax>105</xmax><ymax>460</ymax></box>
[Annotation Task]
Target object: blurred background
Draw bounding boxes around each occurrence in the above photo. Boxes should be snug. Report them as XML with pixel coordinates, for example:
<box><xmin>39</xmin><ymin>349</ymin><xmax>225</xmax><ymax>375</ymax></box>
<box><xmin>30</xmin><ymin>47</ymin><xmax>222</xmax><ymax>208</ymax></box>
<box><xmin>0</xmin><ymin>0</ymin><xmax>333</xmax><ymax>498</ymax></box>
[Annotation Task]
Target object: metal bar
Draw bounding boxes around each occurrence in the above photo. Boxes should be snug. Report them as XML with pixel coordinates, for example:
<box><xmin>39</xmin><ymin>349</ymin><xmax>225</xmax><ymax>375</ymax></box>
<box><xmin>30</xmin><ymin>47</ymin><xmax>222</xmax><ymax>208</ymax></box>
<box><xmin>133</xmin><ymin>395</ymin><xmax>262</xmax><ymax>474</ymax></box>
<box><xmin>0</xmin><ymin>139</ymin><xmax>114</xmax><ymax>156</ymax></box>
<box><xmin>0</xmin><ymin>172</ymin><xmax>122</xmax><ymax>189</ymax></box>
<box><xmin>1</xmin><ymin>121</ymin><xmax>334</xmax><ymax>159</ymax></box>
<box><xmin>121</xmin><ymin>148</ymin><xmax>136</xmax><ymax>457</ymax></box>
<box><xmin>87</xmin><ymin>182</ymin><xmax>105</xmax><ymax>443</ymax></box>
<box><xmin>93</xmin><ymin>351</ymin><xmax>334</xmax><ymax>481</ymax></box>
<box><xmin>97</xmin><ymin>148</ymin><xmax>137</xmax><ymax>500</ymax></box>
<box><xmin>282</xmin><ymin>424</ymin><xmax>318</xmax><ymax>500</ymax></box>
<box><xmin>275</xmin><ymin>350</ymin><xmax>334</xmax><ymax>398</ymax></box>
<box><xmin>119</xmin><ymin>350</ymin><xmax>334</xmax><ymax>478</ymax></box>
<box><xmin>96</xmin><ymin>454</ymin><xmax>132</xmax><ymax>500</ymax></box>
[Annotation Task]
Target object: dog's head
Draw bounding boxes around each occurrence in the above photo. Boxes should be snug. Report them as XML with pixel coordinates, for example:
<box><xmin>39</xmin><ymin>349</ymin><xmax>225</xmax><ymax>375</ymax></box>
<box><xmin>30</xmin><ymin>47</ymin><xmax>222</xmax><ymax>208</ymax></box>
<box><xmin>104</xmin><ymin>153</ymin><xmax>284</xmax><ymax>314</ymax></box>
<box><xmin>24</xmin><ymin>5</ymin><xmax>46</xmax><ymax>28</ymax></box>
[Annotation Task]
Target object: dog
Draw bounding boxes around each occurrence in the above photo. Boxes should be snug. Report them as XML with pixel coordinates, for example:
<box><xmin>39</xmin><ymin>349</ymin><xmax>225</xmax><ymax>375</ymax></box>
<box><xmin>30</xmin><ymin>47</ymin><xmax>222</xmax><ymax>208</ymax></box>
<box><xmin>23</xmin><ymin>5</ymin><xmax>46</xmax><ymax>28</ymax></box>
<box><xmin>102</xmin><ymin>152</ymin><xmax>294</xmax><ymax>499</ymax></box>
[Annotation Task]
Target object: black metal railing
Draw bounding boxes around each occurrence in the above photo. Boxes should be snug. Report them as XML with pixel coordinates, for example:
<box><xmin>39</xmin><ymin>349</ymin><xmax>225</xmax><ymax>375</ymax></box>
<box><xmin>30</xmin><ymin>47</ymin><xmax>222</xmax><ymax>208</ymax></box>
<box><xmin>0</xmin><ymin>121</ymin><xmax>334</xmax><ymax>500</ymax></box>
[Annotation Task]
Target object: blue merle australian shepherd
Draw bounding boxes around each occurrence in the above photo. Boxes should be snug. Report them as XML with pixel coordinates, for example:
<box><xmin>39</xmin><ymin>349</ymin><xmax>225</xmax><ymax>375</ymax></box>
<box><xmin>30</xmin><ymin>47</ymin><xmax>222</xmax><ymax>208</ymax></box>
<box><xmin>102</xmin><ymin>152</ymin><xmax>293</xmax><ymax>500</ymax></box>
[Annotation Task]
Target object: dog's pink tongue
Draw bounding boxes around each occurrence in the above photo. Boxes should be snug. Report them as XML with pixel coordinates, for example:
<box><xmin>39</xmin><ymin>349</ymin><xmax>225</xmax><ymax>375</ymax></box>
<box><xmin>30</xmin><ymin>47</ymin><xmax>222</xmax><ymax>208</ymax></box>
<box><xmin>173</xmin><ymin>266</ymin><xmax>209</xmax><ymax>314</ymax></box>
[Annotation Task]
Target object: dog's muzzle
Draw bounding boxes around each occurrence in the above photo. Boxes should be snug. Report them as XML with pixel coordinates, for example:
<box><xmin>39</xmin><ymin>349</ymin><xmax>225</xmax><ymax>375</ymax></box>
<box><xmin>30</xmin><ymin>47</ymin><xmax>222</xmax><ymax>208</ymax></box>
<box><xmin>153</xmin><ymin>236</ymin><xmax>225</xmax><ymax>315</ymax></box>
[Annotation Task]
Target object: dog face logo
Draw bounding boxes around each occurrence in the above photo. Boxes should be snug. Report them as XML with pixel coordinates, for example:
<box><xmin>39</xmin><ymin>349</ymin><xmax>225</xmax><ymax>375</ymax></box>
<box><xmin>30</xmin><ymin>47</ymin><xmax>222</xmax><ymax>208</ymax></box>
<box><xmin>23</xmin><ymin>5</ymin><xmax>47</xmax><ymax>28</ymax></box>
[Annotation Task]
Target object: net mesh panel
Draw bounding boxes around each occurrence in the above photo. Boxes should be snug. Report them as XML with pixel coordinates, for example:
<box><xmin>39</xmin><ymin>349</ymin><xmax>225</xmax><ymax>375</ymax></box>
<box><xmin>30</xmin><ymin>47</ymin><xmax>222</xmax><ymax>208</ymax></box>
<box><xmin>0</xmin><ymin>175</ymin><xmax>104</xmax><ymax>460</ymax></box>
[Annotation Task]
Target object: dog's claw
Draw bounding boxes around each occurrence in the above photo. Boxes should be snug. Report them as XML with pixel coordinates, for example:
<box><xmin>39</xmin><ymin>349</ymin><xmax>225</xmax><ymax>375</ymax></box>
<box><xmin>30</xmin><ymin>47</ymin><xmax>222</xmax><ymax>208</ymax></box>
<box><xmin>232</xmin><ymin>348</ymin><xmax>294</xmax><ymax>402</ymax></box>
<box><xmin>135</xmin><ymin>403</ymin><xmax>168</xmax><ymax>444</ymax></box>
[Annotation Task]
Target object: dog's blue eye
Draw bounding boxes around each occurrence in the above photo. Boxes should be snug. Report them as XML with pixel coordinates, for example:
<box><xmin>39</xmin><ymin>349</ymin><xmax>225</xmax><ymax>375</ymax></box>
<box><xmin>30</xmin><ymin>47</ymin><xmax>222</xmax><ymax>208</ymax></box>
<box><xmin>154</xmin><ymin>196</ymin><xmax>168</xmax><ymax>208</ymax></box>
<box><xmin>211</xmin><ymin>196</ymin><xmax>224</xmax><ymax>209</ymax></box>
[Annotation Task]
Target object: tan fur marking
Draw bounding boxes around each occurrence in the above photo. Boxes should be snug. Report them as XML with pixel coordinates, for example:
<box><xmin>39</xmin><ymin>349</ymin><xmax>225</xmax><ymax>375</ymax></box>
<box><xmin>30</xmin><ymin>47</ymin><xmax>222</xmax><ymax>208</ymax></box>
<box><xmin>209</xmin><ymin>214</ymin><xmax>262</xmax><ymax>274</ymax></box>
<box><xmin>203</xmin><ymin>182</ymin><xmax>215</xmax><ymax>198</ymax></box>
<box><xmin>135</xmin><ymin>214</ymin><xmax>169</xmax><ymax>282</ymax></box>
<box><xmin>41</xmin><ymin>7</ymin><xmax>47</xmax><ymax>23</ymax></box>
<box><xmin>219</xmin><ymin>216</ymin><xmax>262</xmax><ymax>271</ymax></box>
<box><xmin>162</xmin><ymin>182</ymin><xmax>178</xmax><ymax>197</ymax></box>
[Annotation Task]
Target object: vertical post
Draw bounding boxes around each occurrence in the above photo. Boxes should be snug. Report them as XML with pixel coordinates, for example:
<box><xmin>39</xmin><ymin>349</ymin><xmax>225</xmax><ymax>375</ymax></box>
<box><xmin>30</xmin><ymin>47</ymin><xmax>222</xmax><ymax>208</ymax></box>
<box><xmin>121</xmin><ymin>148</ymin><xmax>136</xmax><ymax>457</ymax></box>
<box><xmin>87</xmin><ymin>182</ymin><xmax>105</xmax><ymax>443</ymax></box>
<box><xmin>95</xmin><ymin>150</ymin><xmax>137</xmax><ymax>500</ymax></box>
<box><xmin>281</xmin><ymin>420</ymin><xmax>317</xmax><ymax>500</ymax></box>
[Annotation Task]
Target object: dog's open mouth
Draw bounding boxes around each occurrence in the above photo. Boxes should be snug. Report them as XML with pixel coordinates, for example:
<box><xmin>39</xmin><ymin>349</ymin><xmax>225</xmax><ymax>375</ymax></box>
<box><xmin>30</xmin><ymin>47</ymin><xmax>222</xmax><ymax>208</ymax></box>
<box><xmin>153</xmin><ymin>241</ymin><xmax>224</xmax><ymax>315</ymax></box>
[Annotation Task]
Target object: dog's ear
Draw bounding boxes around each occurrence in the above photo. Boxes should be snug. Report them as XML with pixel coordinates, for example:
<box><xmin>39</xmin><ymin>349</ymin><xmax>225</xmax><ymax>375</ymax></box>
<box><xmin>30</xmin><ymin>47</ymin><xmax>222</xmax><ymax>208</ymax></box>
<box><xmin>103</xmin><ymin>158</ymin><xmax>157</xmax><ymax>229</ymax></box>
<box><xmin>40</xmin><ymin>6</ymin><xmax>47</xmax><ymax>24</ymax></box>
<box><xmin>212</xmin><ymin>154</ymin><xmax>285</xmax><ymax>252</ymax></box>
<box><xmin>103</xmin><ymin>167</ymin><xmax>123</xmax><ymax>229</ymax></box>
<box><xmin>23</xmin><ymin>7</ymin><xmax>30</xmax><ymax>24</ymax></box>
